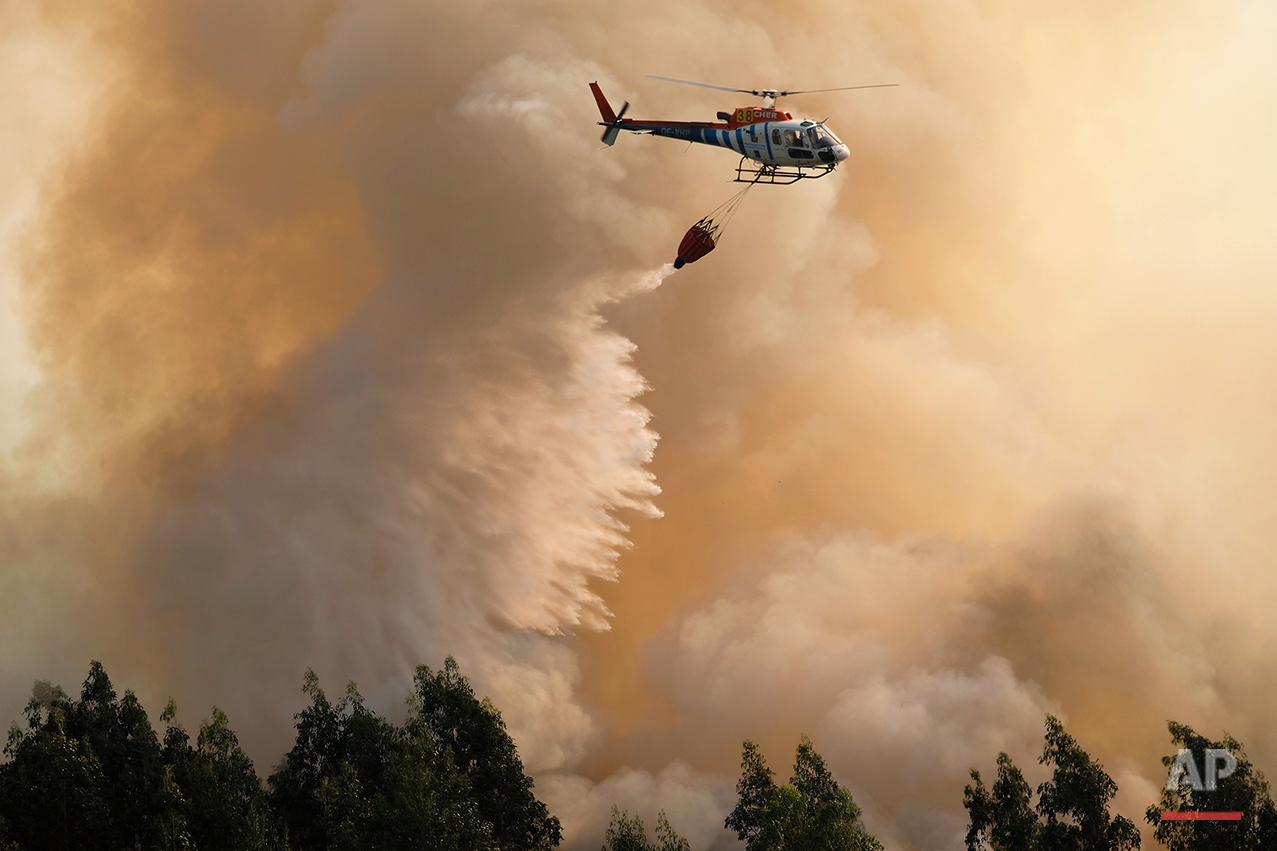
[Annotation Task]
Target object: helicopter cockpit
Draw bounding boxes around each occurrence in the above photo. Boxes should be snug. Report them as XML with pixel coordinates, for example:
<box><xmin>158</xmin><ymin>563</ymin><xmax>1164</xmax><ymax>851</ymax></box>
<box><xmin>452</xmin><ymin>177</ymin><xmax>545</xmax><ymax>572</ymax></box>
<box><xmin>806</xmin><ymin>124</ymin><xmax>842</xmax><ymax>149</ymax></box>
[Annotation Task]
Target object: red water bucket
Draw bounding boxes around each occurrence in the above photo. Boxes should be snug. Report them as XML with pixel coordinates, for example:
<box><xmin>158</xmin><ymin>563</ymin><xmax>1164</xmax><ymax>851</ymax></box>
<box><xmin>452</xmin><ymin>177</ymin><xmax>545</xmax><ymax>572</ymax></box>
<box><xmin>674</xmin><ymin>223</ymin><xmax>717</xmax><ymax>269</ymax></box>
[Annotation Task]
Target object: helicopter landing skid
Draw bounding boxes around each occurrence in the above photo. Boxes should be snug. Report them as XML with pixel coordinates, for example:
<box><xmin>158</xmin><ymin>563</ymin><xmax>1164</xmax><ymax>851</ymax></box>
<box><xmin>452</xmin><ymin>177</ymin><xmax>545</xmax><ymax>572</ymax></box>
<box><xmin>734</xmin><ymin>158</ymin><xmax>836</xmax><ymax>185</ymax></box>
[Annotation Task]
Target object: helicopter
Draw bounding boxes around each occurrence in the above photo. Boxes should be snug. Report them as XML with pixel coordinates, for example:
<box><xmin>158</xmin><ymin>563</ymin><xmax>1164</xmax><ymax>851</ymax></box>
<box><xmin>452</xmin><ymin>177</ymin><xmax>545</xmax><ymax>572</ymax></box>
<box><xmin>590</xmin><ymin>75</ymin><xmax>897</xmax><ymax>185</ymax></box>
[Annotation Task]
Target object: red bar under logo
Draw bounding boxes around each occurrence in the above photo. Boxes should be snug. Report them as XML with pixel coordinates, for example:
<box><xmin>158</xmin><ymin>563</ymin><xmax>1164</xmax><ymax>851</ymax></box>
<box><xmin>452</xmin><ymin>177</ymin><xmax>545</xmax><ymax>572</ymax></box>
<box><xmin>1159</xmin><ymin>812</ymin><xmax>1242</xmax><ymax>821</ymax></box>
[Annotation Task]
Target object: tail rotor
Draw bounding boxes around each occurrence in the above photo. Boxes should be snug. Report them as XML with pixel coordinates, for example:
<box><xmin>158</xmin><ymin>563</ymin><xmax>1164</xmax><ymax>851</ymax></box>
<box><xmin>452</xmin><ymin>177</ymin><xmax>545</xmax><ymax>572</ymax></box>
<box><xmin>591</xmin><ymin>82</ymin><xmax>631</xmax><ymax>147</ymax></box>
<box><xmin>600</xmin><ymin>101</ymin><xmax>629</xmax><ymax>146</ymax></box>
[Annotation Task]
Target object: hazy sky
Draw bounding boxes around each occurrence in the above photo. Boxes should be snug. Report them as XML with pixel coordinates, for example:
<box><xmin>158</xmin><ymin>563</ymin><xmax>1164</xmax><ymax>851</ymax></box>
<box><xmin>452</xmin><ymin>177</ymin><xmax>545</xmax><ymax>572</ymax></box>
<box><xmin>3</xmin><ymin>1</ymin><xmax>1277</xmax><ymax>848</ymax></box>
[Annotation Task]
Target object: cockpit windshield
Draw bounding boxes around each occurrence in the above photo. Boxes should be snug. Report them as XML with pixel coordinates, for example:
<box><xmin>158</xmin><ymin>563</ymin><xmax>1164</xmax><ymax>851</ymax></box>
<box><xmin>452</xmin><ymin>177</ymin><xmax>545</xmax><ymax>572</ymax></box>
<box><xmin>807</xmin><ymin>125</ymin><xmax>841</xmax><ymax>149</ymax></box>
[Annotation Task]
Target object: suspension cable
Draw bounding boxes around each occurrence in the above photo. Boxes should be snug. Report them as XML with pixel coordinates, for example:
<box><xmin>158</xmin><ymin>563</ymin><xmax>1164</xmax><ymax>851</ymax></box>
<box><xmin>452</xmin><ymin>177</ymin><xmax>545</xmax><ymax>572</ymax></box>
<box><xmin>697</xmin><ymin>171</ymin><xmax>764</xmax><ymax>241</ymax></box>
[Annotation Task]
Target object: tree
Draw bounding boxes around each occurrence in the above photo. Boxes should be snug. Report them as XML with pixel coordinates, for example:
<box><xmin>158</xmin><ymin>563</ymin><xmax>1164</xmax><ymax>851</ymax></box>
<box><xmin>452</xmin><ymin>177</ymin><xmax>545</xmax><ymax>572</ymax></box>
<box><xmin>269</xmin><ymin>668</ymin><xmax>496</xmax><ymax>851</ymax></box>
<box><xmin>725</xmin><ymin>736</ymin><xmax>882</xmax><ymax>851</ymax></box>
<box><xmin>1037</xmin><ymin>716</ymin><xmax>1140</xmax><ymax>851</ymax></box>
<box><xmin>155</xmin><ymin>763</ymin><xmax>193</xmax><ymax>851</ymax></box>
<box><xmin>964</xmin><ymin>715</ymin><xmax>1140</xmax><ymax>851</ymax></box>
<box><xmin>964</xmin><ymin>752</ymin><xmax>1039</xmax><ymax>851</ymax></box>
<box><xmin>602</xmin><ymin>807</ymin><xmax>652</xmax><ymax>851</ymax></box>
<box><xmin>791</xmin><ymin>735</ymin><xmax>879</xmax><ymax>851</ymax></box>
<box><xmin>412</xmin><ymin>657</ymin><xmax>562</xmax><ymax>850</ymax></box>
<box><xmin>725</xmin><ymin>740</ymin><xmax>777</xmax><ymax>848</ymax></box>
<box><xmin>0</xmin><ymin>662</ymin><xmax>268</xmax><ymax>851</ymax></box>
<box><xmin>654</xmin><ymin>811</ymin><xmax>693</xmax><ymax>851</ymax></box>
<box><xmin>600</xmin><ymin>808</ymin><xmax>690</xmax><ymax>851</ymax></box>
<box><xmin>0</xmin><ymin>704</ymin><xmax>109</xmax><ymax>851</ymax></box>
<box><xmin>163</xmin><ymin>702</ymin><xmax>273</xmax><ymax>851</ymax></box>
<box><xmin>268</xmin><ymin>670</ymin><xmax>345</xmax><ymax>846</ymax></box>
<box><xmin>1145</xmin><ymin>721</ymin><xmax>1277</xmax><ymax>851</ymax></box>
<box><xmin>0</xmin><ymin>662</ymin><xmax>172</xmax><ymax>850</ymax></box>
<box><xmin>1</xmin><ymin>658</ymin><xmax>564</xmax><ymax>851</ymax></box>
<box><xmin>0</xmin><ymin>812</ymin><xmax>19</xmax><ymax>851</ymax></box>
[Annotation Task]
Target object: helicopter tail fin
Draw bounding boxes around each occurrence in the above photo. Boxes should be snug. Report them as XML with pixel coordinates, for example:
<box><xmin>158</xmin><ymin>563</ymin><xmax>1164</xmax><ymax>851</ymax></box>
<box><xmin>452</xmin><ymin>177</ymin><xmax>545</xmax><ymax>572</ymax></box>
<box><xmin>590</xmin><ymin>82</ymin><xmax>617</xmax><ymax>123</ymax></box>
<box><xmin>590</xmin><ymin>82</ymin><xmax>629</xmax><ymax>146</ymax></box>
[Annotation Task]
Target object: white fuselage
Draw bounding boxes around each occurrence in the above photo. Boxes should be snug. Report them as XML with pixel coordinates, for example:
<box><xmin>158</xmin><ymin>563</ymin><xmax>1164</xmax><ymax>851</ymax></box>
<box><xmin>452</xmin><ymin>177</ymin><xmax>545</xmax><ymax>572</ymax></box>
<box><xmin>651</xmin><ymin>119</ymin><xmax>850</xmax><ymax>167</ymax></box>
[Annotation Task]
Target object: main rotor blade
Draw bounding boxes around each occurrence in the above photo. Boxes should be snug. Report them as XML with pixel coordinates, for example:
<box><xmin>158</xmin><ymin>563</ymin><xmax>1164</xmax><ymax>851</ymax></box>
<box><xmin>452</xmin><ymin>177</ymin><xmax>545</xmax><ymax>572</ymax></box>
<box><xmin>778</xmin><ymin>83</ymin><xmax>899</xmax><ymax>95</ymax></box>
<box><xmin>647</xmin><ymin>75</ymin><xmax>760</xmax><ymax>95</ymax></box>
<box><xmin>649</xmin><ymin>76</ymin><xmax>900</xmax><ymax>99</ymax></box>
